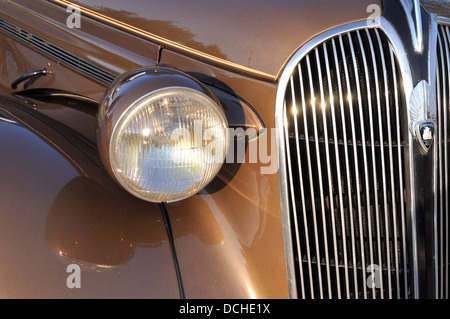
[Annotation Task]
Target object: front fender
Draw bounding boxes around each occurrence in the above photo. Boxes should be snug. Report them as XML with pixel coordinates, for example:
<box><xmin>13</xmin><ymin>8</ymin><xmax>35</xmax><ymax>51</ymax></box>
<box><xmin>0</xmin><ymin>94</ymin><xmax>180</xmax><ymax>298</ymax></box>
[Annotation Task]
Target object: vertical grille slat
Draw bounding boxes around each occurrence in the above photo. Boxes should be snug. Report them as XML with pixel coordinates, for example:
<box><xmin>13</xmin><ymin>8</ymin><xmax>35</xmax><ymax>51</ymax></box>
<box><xmin>294</xmin><ymin>70</ymin><xmax>316</xmax><ymax>299</ymax></box>
<box><xmin>282</xmin><ymin>27</ymin><xmax>410</xmax><ymax>299</ymax></box>
<box><xmin>322</xmin><ymin>42</ymin><xmax>343</xmax><ymax>299</ymax></box>
<box><xmin>444</xmin><ymin>26</ymin><xmax>449</xmax><ymax>301</ymax></box>
<box><xmin>364</xmin><ymin>29</ymin><xmax>388</xmax><ymax>299</ymax></box>
<box><xmin>330</xmin><ymin>38</ymin><xmax>351</xmax><ymax>298</ymax></box>
<box><xmin>355</xmin><ymin>30</ymin><xmax>377</xmax><ymax>299</ymax></box>
<box><xmin>436</xmin><ymin>23</ymin><xmax>450</xmax><ymax>300</ymax></box>
<box><xmin>283</xmin><ymin>98</ymin><xmax>305</xmax><ymax>299</ymax></box>
<box><xmin>314</xmin><ymin>48</ymin><xmax>334</xmax><ymax>299</ymax></box>
<box><xmin>344</xmin><ymin>33</ymin><xmax>366</xmax><ymax>299</ymax></box>
<box><xmin>304</xmin><ymin>55</ymin><xmax>325</xmax><ymax>299</ymax></box>
<box><xmin>338</xmin><ymin>34</ymin><xmax>360</xmax><ymax>299</ymax></box>
<box><xmin>349</xmin><ymin>31</ymin><xmax>371</xmax><ymax>300</ymax></box>
<box><xmin>436</xmin><ymin>27</ymin><xmax>443</xmax><ymax>300</ymax></box>
<box><xmin>375</xmin><ymin>28</ymin><xmax>396</xmax><ymax>299</ymax></box>
<box><xmin>388</xmin><ymin>44</ymin><xmax>409</xmax><ymax>299</ymax></box>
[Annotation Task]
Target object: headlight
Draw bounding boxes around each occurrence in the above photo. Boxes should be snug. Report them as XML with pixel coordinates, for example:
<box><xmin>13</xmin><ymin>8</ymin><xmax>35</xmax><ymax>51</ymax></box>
<box><xmin>97</xmin><ymin>67</ymin><xmax>228</xmax><ymax>202</ymax></box>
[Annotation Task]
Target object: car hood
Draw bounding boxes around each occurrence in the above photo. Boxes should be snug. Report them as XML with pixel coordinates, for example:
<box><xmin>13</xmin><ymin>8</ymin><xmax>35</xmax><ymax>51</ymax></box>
<box><xmin>72</xmin><ymin>0</ymin><xmax>381</xmax><ymax>78</ymax></box>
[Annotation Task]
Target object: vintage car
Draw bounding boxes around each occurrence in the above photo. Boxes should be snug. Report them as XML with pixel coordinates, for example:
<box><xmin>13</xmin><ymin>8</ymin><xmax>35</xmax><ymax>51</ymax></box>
<box><xmin>0</xmin><ymin>0</ymin><xmax>448</xmax><ymax>299</ymax></box>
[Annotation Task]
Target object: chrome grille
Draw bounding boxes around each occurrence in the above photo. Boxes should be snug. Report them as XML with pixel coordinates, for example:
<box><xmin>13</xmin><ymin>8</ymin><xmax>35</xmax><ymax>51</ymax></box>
<box><xmin>435</xmin><ymin>23</ymin><xmax>450</xmax><ymax>300</ymax></box>
<box><xmin>281</xmin><ymin>28</ymin><xmax>410</xmax><ymax>299</ymax></box>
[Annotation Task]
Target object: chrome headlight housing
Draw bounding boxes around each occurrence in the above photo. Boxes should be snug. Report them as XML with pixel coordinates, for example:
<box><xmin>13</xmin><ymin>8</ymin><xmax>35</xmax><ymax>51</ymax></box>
<box><xmin>97</xmin><ymin>67</ymin><xmax>228</xmax><ymax>203</ymax></box>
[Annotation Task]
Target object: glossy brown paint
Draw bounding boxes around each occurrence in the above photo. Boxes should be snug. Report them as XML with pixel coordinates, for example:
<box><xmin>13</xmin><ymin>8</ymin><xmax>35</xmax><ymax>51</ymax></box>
<box><xmin>2</xmin><ymin>0</ymin><xmax>383</xmax><ymax>82</ymax></box>
<box><xmin>0</xmin><ymin>0</ymin><xmax>385</xmax><ymax>298</ymax></box>
<box><xmin>0</xmin><ymin>94</ymin><xmax>180</xmax><ymax>298</ymax></box>
<box><xmin>0</xmin><ymin>33</ymin><xmax>106</xmax><ymax>143</ymax></box>
<box><xmin>0</xmin><ymin>0</ymin><xmax>160</xmax><ymax>84</ymax></box>
<box><xmin>51</xmin><ymin>0</ymin><xmax>382</xmax><ymax>80</ymax></box>
<box><xmin>160</xmin><ymin>51</ymin><xmax>287</xmax><ymax>297</ymax></box>
<box><xmin>165</xmin><ymin>159</ymin><xmax>287</xmax><ymax>298</ymax></box>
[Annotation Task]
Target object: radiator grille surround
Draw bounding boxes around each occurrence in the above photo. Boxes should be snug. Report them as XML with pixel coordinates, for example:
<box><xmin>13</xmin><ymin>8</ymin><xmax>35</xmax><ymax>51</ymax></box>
<box><xmin>276</xmin><ymin>20</ymin><xmax>418</xmax><ymax>299</ymax></box>
<box><xmin>278</xmin><ymin>17</ymin><xmax>450</xmax><ymax>299</ymax></box>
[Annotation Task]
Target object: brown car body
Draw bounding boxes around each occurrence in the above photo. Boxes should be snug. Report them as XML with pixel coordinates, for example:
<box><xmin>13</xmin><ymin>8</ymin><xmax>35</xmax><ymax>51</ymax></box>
<box><xmin>0</xmin><ymin>0</ymin><xmax>448</xmax><ymax>299</ymax></box>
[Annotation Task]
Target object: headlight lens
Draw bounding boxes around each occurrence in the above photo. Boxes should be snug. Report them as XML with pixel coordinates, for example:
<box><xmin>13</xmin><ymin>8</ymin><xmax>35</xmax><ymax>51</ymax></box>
<box><xmin>109</xmin><ymin>87</ymin><xmax>228</xmax><ymax>203</ymax></box>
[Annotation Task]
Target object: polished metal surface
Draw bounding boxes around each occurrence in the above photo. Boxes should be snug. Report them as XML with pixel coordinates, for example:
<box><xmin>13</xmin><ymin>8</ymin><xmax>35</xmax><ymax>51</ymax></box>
<box><xmin>276</xmin><ymin>18</ymin><xmax>414</xmax><ymax>299</ymax></box>
<box><xmin>277</xmin><ymin>6</ymin><xmax>450</xmax><ymax>298</ymax></box>
<box><xmin>435</xmin><ymin>19</ymin><xmax>449</xmax><ymax>300</ymax></box>
<box><xmin>400</xmin><ymin>0</ymin><xmax>424</xmax><ymax>54</ymax></box>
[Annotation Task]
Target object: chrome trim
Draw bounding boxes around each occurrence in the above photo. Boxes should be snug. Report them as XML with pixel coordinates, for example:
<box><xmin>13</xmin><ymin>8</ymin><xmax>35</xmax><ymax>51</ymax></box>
<box><xmin>355</xmin><ymin>29</ymin><xmax>377</xmax><ymax>299</ymax></box>
<box><xmin>349</xmin><ymin>31</ymin><xmax>370</xmax><ymax>299</ymax></box>
<box><xmin>429</xmin><ymin>14</ymin><xmax>439</xmax><ymax>300</ymax></box>
<box><xmin>339</xmin><ymin>33</ymin><xmax>362</xmax><ymax>298</ymax></box>
<box><xmin>314</xmin><ymin>48</ymin><xmax>334</xmax><ymax>298</ymax></box>
<box><xmin>282</xmin><ymin>100</ymin><xmax>301</xmax><ymax>299</ymax></box>
<box><xmin>330</xmin><ymin>37</ymin><xmax>351</xmax><ymax>298</ymax></box>
<box><xmin>304</xmin><ymin>55</ymin><xmax>324</xmax><ymax>299</ymax></box>
<box><xmin>434</xmin><ymin>18</ymin><xmax>450</xmax><ymax>299</ymax></box>
<box><xmin>375</xmin><ymin>28</ymin><xmax>394</xmax><ymax>298</ymax></box>
<box><xmin>444</xmin><ymin>25</ymin><xmax>449</xmax><ymax>297</ymax></box>
<box><xmin>444</xmin><ymin>26</ymin><xmax>449</xmax><ymax>299</ymax></box>
<box><xmin>292</xmin><ymin>68</ymin><xmax>314</xmax><ymax>298</ymax></box>
<box><xmin>435</xmin><ymin>15</ymin><xmax>450</xmax><ymax>300</ymax></box>
<box><xmin>389</xmin><ymin>43</ymin><xmax>409</xmax><ymax>299</ymax></box>
<box><xmin>323</xmin><ymin>42</ymin><xmax>345</xmax><ymax>299</ymax></box>
<box><xmin>364</xmin><ymin>28</ymin><xmax>387</xmax><ymax>299</ymax></box>
<box><xmin>276</xmin><ymin>17</ymin><xmax>414</xmax><ymax>299</ymax></box>
<box><xmin>414</xmin><ymin>0</ymin><xmax>424</xmax><ymax>53</ymax></box>
<box><xmin>444</xmin><ymin>25</ymin><xmax>449</xmax><ymax>300</ymax></box>
<box><xmin>400</xmin><ymin>0</ymin><xmax>424</xmax><ymax>54</ymax></box>
<box><xmin>0</xmin><ymin>116</ymin><xmax>17</xmax><ymax>124</ymax></box>
<box><xmin>437</xmin><ymin>30</ymin><xmax>445</xmax><ymax>299</ymax></box>
<box><xmin>409</xmin><ymin>81</ymin><xmax>437</xmax><ymax>137</ymax></box>
<box><xmin>11</xmin><ymin>68</ymin><xmax>48</xmax><ymax>90</ymax></box>
<box><xmin>437</xmin><ymin>16</ymin><xmax>450</xmax><ymax>26</ymax></box>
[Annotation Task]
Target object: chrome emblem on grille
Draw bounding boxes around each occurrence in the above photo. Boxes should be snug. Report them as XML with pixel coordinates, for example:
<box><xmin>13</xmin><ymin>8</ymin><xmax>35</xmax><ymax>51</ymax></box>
<box><xmin>415</xmin><ymin>120</ymin><xmax>435</xmax><ymax>154</ymax></box>
<box><xmin>410</xmin><ymin>80</ymin><xmax>436</xmax><ymax>154</ymax></box>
